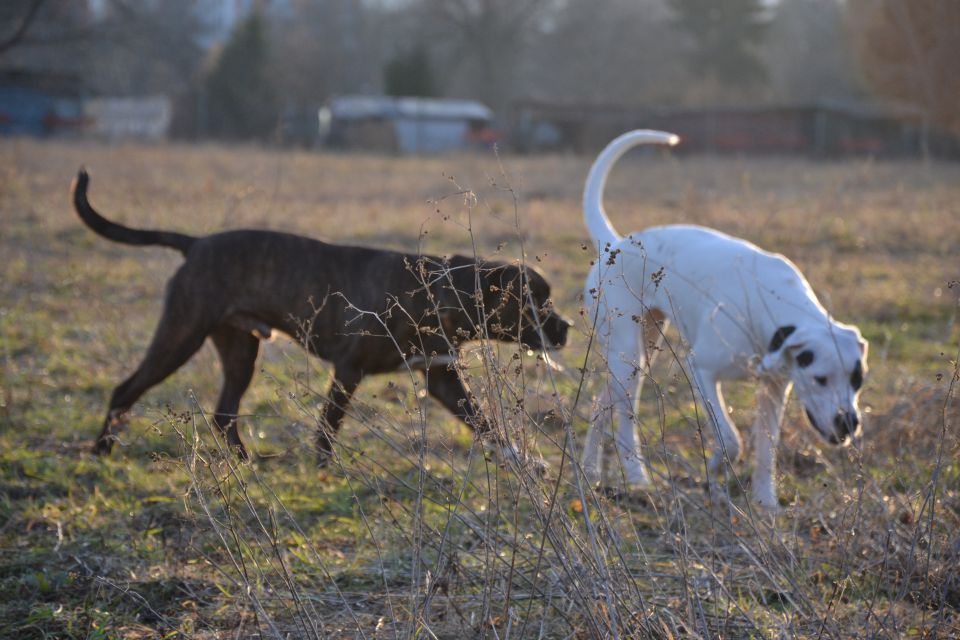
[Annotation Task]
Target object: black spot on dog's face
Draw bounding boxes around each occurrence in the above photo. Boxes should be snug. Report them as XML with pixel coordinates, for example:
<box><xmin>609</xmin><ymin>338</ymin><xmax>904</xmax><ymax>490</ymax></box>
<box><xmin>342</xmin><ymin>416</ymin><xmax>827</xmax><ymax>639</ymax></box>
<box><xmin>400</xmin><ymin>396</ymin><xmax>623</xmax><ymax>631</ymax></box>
<box><xmin>851</xmin><ymin>360</ymin><xmax>863</xmax><ymax>391</ymax></box>
<box><xmin>769</xmin><ymin>325</ymin><xmax>796</xmax><ymax>352</ymax></box>
<box><xmin>796</xmin><ymin>350</ymin><xmax>815</xmax><ymax>368</ymax></box>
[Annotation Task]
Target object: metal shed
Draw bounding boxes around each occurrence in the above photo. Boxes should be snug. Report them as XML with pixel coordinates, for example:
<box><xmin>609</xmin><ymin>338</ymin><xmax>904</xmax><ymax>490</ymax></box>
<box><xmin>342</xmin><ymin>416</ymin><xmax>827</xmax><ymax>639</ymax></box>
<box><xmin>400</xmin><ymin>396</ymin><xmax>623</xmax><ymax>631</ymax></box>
<box><xmin>320</xmin><ymin>95</ymin><xmax>496</xmax><ymax>154</ymax></box>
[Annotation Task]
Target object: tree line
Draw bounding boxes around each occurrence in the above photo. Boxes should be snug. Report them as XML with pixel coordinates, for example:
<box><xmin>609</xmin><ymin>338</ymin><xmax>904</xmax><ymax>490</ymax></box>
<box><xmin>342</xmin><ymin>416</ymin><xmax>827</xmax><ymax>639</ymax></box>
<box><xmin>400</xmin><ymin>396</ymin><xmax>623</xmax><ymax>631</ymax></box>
<box><xmin>0</xmin><ymin>0</ymin><xmax>956</xmax><ymax>141</ymax></box>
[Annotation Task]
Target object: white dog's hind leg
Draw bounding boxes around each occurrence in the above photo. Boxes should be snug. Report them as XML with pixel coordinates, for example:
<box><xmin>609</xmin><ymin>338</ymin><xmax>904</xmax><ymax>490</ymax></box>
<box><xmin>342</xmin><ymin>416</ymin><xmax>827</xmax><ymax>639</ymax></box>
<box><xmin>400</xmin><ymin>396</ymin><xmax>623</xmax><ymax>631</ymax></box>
<box><xmin>608</xmin><ymin>348</ymin><xmax>650</xmax><ymax>488</ymax></box>
<box><xmin>751</xmin><ymin>379</ymin><xmax>791</xmax><ymax>509</ymax></box>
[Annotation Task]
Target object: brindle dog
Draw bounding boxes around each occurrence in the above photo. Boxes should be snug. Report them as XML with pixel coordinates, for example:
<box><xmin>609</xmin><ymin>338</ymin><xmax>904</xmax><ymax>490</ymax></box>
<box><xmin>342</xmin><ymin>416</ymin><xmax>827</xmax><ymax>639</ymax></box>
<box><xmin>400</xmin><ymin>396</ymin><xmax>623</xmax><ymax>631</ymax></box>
<box><xmin>72</xmin><ymin>170</ymin><xmax>571</xmax><ymax>464</ymax></box>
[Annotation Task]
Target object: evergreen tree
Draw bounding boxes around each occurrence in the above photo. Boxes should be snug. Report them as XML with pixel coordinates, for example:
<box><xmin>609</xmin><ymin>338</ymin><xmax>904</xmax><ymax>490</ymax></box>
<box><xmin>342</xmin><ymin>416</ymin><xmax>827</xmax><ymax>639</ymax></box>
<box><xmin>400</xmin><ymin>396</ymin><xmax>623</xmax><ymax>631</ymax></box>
<box><xmin>383</xmin><ymin>44</ymin><xmax>436</xmax><ymax>97</ymax></box>
<box><xmin>668</xmin><ymin>0</ymin><xmax>769</xmax><ymax>88</ymax></box>
<box><xmin>204</xmin><ymin>12</ymin><xmax>278</xmax><ymax>140</ymax></box>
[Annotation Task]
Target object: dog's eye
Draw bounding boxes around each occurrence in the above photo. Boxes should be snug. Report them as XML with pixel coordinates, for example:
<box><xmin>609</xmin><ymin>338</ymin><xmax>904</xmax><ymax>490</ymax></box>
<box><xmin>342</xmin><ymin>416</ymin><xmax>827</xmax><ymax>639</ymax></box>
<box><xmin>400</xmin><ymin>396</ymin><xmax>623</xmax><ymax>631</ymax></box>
<box><xmin>850</xmin><ymin>361</ymin><xmax>863</xmax><ymax>391</ymax></box>
<box><xmin>814</xmin><ymin>376</ymin><xmax>828</xmax><ymax>387</ymax></box>
<box><xmin>796</xmin><ymin>350</ymin><xmax>815</xmax><ymax>368</ymax></box>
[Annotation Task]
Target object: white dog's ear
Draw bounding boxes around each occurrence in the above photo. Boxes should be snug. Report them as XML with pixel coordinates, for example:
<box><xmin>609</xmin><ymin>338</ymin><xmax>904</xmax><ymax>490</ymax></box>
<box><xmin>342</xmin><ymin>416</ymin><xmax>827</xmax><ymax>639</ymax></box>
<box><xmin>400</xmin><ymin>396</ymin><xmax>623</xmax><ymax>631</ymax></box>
<box><xmin>759</xmin><ymin>325</ymin><xmax>805</xmax><ymax>373</ymax></box>
<box><xmin>850</xmin><ymin>327</ymin><xmax>869</xmax><ymax>373</ymax></box>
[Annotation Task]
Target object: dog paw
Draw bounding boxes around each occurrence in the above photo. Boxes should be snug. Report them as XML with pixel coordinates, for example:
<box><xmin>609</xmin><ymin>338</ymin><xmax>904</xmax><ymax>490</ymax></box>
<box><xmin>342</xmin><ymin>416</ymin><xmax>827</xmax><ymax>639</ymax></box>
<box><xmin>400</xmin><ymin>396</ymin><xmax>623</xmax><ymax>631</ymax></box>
<box><xmin>92</xmin><ymin>432</ymin><xmax>120</xmax><ymax>456</ymax></box>
<box><xmin>616</xmin><ymin>458</ymin><xmax>652</xmax><ymax>488</ymax></box>
<box><xmin>752</xmin><ymin>502</ymin><xmax>783</xmax><ymax>517</ymax></box>
<box><xmin>581</xmin><ymin>471</ymin><xmax>602</xmax><ymax>491</ymax></box>
<box><xmin>91</xmin><ymin>439</ymin><xmax>113</xmax><ymax>456</ymax></box>
<box><xmin>752</xmin><ymin>495</ymin><xmax>784</xmax><ymax>514</ymax></box>
<box><xmin>230</xmin><ymin>441</ymin><xmax>250</xmax><ymax>462</ymax></box>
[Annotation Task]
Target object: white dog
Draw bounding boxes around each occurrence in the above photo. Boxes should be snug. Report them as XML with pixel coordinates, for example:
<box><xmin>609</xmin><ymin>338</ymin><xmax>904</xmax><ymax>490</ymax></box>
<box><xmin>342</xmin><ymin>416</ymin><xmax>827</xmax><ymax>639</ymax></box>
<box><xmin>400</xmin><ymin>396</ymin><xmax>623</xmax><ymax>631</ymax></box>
<box><xmin>580</xmin><ymin>130</ymin><xmax>868</xmax><ymax>508</ymax></box>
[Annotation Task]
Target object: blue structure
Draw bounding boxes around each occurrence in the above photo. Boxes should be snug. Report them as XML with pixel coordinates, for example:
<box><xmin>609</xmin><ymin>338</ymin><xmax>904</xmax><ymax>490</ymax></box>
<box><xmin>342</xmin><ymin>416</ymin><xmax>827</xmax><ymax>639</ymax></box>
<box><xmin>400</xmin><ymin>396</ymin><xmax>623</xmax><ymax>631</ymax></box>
<box><xmin>0</xmin><ymin>85</ymin><xmax>83</xmax><ymax>137</ymax></box>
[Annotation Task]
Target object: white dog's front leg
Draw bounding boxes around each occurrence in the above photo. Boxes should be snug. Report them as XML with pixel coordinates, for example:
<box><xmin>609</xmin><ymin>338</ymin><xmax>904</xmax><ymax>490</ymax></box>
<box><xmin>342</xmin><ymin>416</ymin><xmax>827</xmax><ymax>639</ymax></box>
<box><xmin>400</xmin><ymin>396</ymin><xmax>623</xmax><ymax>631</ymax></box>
<box><xmin>614</xmin><ymin>430</ymin><xmax>651</xmax><ymax>487</ymax></box>
<box><xmin>608</xmin><ymin>360</ymin><xmax>650</xmax><ymax>487</ymax></box>
<box><xmin>581</xmin><ymin>389</ymin><xmax>611</xmax><ymax>486</ymax></box>
<box><xmin>688</xmin><ymin>361</ymin><xmax>742</xmax><ymax>476</ymax></box>
<box><xmin>751</xmin><ymin>378</ymin><xmax>791</xmax><ymax>510</ymax></box>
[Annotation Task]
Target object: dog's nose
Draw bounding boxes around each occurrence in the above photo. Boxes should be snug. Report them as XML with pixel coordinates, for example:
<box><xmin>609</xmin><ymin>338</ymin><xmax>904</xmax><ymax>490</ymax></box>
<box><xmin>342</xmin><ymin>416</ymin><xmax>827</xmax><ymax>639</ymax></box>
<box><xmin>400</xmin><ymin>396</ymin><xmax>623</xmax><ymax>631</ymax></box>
<box><xmin>834</xmin><ymin>411</ymin><xmax>859</xmax><ymax>440</ymax></box>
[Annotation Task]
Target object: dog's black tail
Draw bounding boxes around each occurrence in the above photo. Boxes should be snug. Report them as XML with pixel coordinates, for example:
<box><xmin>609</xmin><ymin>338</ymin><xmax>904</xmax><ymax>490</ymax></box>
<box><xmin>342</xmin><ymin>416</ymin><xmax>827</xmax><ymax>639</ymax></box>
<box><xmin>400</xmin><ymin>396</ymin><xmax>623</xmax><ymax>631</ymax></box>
<box><xmin>72</xmin><ymin>169</ymin><xmax>196</xmax><ymax>255</ymax></box>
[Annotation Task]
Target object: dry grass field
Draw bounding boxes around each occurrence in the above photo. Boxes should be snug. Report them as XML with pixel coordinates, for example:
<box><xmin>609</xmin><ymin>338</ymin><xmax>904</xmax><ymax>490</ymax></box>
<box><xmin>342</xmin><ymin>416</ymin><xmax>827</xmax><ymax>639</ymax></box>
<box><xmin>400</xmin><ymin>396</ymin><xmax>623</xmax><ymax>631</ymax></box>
<box><xmin>1</xmin><ymin>138</ymin><xmax>959</xmax><ymax>638</ymax></box>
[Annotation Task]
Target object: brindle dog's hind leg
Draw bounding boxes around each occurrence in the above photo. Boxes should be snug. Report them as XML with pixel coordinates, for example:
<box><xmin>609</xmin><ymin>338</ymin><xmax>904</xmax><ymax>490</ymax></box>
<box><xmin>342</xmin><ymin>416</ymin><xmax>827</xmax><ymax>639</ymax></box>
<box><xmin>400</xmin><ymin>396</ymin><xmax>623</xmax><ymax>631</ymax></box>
<box><xmin>94</xmin><ymin>281</ymin><xmax>211</xmax><ymax>455</ymax></box>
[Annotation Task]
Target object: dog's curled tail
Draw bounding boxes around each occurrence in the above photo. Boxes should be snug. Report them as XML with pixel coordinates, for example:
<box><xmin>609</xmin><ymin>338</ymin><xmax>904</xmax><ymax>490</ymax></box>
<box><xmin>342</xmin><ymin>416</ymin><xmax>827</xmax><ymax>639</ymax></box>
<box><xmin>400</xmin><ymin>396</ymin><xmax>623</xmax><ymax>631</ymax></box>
<box><xmin>72</xmin><ymin>169</ymin><xmax>196</xmax><ymax>255</ymax></box>
<box><xmin>583</xmin><ymin>129</ymin><xmax>679</xmax><ymax>252</ymax></box>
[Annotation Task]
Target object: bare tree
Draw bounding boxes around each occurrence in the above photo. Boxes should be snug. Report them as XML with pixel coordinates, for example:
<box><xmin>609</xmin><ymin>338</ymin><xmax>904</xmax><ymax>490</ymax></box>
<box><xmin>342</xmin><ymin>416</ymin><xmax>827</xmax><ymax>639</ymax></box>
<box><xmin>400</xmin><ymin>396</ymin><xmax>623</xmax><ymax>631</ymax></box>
<box><xmin>268</xmin><ymin>0</ymin><xmax>376</xmax><ymax>107</ymax></box>
<box><xmin>524</xmin><ymin>0</ymin><xmax>686</xmax><ymax>105</ymax></box>
<box><xmin>415</xmin><ymin>0</ymin><xmax>555</xmax><ymax>112</ymax></box>
<box><xmin>848</xmin><ymin>0</ymin><xmax>960</xmax><ymax>138</ymax></box>
<box><xmin>0</xmin><ymin>0</ymin><xmax>206</xmax><ymax>99</ymax></box>
<box><xmin>91</xmin><ymin>0</ymin><xmax>207</xmax><ymax>96</ymax></box>
<box><xmin>0</xmin><ymin>0</ymin><xmax>46</xmax><ymax>55</ymax></box>
<box><xmin>762</xmin><ymin>0</ymin><xmax>859</xmax><ymax>103</ymax></box>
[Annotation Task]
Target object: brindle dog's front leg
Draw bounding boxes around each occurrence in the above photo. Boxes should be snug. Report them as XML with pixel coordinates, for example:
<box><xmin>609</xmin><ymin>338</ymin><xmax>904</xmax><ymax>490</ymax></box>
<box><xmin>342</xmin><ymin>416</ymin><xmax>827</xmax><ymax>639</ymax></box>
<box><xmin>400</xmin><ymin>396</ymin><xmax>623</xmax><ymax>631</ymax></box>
<box><xmin>424</xmin><ymin>366</ymin><xmax>546</xmax><ymax>474</ymax></box>
<box><xmin>423</xmin><ymin>366</ymin><xmax>486</xmax><ymax>433</ymax></box>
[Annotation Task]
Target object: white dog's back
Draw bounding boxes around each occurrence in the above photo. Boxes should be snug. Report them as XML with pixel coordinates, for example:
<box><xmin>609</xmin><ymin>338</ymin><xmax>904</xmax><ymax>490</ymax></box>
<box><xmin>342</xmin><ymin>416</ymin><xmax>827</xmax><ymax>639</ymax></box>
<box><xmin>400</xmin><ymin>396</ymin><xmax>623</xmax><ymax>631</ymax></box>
<box><xmin>587</xmin><ymin>156</ymin><xmax>826</xmax><ymax>375</ymax></box>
